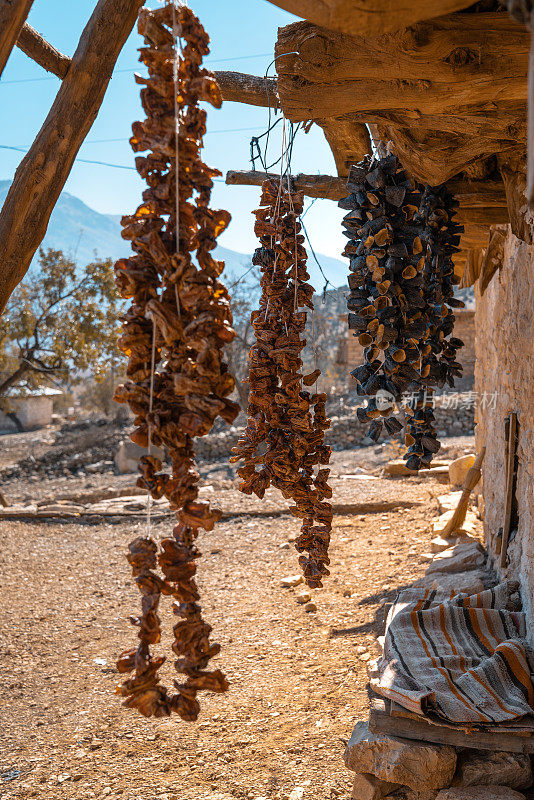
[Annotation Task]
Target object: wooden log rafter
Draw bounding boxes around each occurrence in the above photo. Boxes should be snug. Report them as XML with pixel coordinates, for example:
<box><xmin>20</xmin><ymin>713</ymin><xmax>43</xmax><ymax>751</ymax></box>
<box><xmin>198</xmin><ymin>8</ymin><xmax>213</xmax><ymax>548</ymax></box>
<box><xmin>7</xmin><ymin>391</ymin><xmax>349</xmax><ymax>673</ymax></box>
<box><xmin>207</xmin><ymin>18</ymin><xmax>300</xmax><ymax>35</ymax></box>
<box><xmin>16</xmin><ymin>21</ymin><xmax>70</xmax><ymax>78</ymax></box>
<box><xmin>225</xmin><ymin>169</ymin><xmax>509</xmax><ymax>224</ymax></box>
<box><xmin>267</xmin><ymin>0</ymin><xmax>475</xmax><ymax>38</ymax></box>
<box><xmin>0</xmin><ymin>0</ymin><xmax>34</xmax><ymax>77</ymax></box>
<box><xmin>0</xmin><ymin>0</ymin><xmax>146</xmax><ymax>315</ymax></box>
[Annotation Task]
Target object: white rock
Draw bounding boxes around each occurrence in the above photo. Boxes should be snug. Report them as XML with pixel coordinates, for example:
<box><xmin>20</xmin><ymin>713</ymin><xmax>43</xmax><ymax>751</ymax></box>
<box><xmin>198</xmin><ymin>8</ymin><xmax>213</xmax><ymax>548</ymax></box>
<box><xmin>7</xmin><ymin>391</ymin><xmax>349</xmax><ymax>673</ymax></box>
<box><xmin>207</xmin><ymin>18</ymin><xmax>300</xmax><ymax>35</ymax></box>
<box><xmin>280</xmin><ymin>574</ymin><xmax>303</xmax><ymax>588</ymax></box>
<box><xmin>351</xmin><ymin>772</ymin><xmax>400</xmax><ymax>800</ymax></box>
<box><xmin>430</xmin><ymin>534</ymin><xmax>475</xmax><ymax>554</ymax></box>
<box><xmin>436</xmin><ymin>788</ymin><xmax>526</xmax><ymax>800</ymax></box>
<box><xmin>432</xmin><ymin>510</ymin><xmax>477</xmax><ymax>536</ymax></box>
<box><xmin>425</xmin><ymin>541</ymin><xmax>485</xmax><ymax>575</ymax></box>
<box><xmin>449</xmin><ymin>454</ymin><xmax>476</xmax><ymax>488</ymax></box>
<box><xmin>344</xmin><ymin>721</ymin><xmax>456</xmax><ymax>792</ymax></box>
<box><xmin>383</xmin><ymin>460</ymin><xmax>418</xmax><ymax>477</ymax></box>
<box><xmin>437</xmin><ymin>491</ymin><xmax>463</xmax><ymax>513</ymax></box>
<box><xmin>295</xmin><ymin>592</ymin><xmax>311</xmax><ymax>605</ymax></box>
<box><xmin>413</xmin><ymin>569</ymin><xmax>486</xmax><ymax>595</ymax></box>
<box><xmin>454</xmin><ymin>751</ymin><xmax>532</xmax><ymax>790</ymax></box>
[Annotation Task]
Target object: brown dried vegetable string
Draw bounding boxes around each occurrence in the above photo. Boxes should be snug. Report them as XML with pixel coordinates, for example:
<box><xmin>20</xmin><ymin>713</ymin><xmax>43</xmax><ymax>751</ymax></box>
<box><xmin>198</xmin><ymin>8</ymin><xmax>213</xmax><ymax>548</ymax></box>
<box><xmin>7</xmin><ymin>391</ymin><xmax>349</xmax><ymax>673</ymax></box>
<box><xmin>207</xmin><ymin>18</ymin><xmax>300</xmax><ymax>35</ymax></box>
<box><xmin>340</xmin><ymin>154</ymin><xmax>464</xmax><ymax>471</ymax></box>
<box><xmin>113</xmin><ymin>3</ymin><xmax>239</xmax><ymax>720</ymax></box>
<box><xmin>231</xmin><ymin>179</ymin><xmax>333</xmax><ymax>588</ymax></box>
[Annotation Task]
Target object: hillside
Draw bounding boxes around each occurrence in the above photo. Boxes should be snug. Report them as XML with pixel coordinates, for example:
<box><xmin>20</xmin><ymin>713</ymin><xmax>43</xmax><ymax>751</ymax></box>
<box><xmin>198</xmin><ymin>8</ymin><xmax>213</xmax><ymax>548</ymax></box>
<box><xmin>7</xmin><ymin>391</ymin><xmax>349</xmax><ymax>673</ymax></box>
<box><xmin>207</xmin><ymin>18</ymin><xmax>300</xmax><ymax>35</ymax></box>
<box><xmin>0</xmin><ymin>180</ymin><xmax>348</xmax><ymax>287</ymax></box>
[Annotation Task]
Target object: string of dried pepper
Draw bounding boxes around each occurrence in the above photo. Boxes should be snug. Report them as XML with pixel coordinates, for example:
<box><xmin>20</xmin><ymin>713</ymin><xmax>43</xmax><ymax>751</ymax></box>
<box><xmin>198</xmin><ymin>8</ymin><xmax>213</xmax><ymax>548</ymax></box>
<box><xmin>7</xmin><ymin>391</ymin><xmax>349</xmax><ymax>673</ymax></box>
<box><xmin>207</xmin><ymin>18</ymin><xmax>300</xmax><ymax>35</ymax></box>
<box><xmin>231</xmin><ymin>179</ymin><xmax>333</xmax><ymax>588</ymax></box>
<box><xmin>113</xmin><ymin>3</ymin><xmax>239</xmax><ymax>721</ymax></box>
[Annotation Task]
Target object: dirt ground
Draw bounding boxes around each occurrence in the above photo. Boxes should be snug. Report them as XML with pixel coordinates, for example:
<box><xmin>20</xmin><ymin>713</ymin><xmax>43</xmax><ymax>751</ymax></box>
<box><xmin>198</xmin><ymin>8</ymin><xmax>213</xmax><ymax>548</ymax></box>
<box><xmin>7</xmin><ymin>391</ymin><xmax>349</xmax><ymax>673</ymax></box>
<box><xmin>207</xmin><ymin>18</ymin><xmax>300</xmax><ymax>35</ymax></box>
<box><xmin>0</xmin><ymin>432</ymin><xmax>476</xmax><ymax>800</ymax></box>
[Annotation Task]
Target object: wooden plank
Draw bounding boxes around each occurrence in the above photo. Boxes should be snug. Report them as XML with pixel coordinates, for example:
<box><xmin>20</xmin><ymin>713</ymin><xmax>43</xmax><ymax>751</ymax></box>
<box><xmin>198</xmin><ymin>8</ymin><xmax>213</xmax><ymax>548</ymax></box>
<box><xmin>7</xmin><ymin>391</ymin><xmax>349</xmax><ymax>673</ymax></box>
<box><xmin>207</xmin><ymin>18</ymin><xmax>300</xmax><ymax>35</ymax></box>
<box><xmin>500</xmin><ymin>412</ymin><xmax>518</xmax><ymax>568</ymax></box>
<box><xmin>0</xmin><ymin>0</ymin><xmax>146</xmax><ymax>314</ymax></box>
<box><xmin>369</xmin><ymin>702</ymin><xmax>534</xmax><ymax>753</ymax></box>
<box><xmin>0</xmin><ymin>0</ymin><xmax>33</xmax><ymax>77</ymax></box>
<box><xmin>266</xmin><ymin>0</ymin><xmax>475</xmax><ymax>38</ymax></box>
<box><xmin>16</xmin><ymin>22</ymin><xmax>70</xmax><ymax>78</ymax></box>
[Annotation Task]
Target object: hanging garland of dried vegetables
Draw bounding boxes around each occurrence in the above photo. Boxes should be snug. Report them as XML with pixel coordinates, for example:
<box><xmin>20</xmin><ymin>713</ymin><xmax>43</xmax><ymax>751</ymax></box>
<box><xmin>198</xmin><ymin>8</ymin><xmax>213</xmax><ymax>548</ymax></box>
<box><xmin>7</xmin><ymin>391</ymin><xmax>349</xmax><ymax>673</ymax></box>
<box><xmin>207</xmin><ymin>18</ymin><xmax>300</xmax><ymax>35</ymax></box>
<box><xmin>340</xmin><ymin>154</ymin><xmax>464</xmax><ymax>470</ymax></box>
<box><xmin>231</xmin><ymin>179</ymin><xmax>333</xmax><ymax>588</ymax></box>
<box><xmin>113</xmin><ymin>4</ymin><xmax>239</xmax><ymax>721</ymax></box>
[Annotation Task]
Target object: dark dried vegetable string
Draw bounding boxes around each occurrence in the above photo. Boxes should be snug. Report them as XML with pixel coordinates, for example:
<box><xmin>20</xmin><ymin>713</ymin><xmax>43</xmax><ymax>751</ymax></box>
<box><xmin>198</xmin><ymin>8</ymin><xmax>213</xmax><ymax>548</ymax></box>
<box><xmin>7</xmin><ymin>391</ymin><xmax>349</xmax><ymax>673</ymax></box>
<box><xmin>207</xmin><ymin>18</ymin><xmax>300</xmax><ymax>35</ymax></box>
<box><xmin>339</xmin><ymin>154</ymin><xmax>464</xmax><ymax>470</ymax></box>
<box><xmin>113</xmin><ymin>3</ymin><xmax>239</xmax><ymax>720</ymax></box>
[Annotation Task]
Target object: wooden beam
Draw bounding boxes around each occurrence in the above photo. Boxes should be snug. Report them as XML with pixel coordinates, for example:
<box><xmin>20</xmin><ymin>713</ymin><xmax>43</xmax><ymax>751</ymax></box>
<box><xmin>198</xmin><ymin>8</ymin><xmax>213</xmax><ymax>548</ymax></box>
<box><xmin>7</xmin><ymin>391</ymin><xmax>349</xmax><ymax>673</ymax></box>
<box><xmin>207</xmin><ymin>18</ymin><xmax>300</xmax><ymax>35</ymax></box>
<box><xmin>0</xmin><ymin>0</ymin><xmax>146</xmax><ymax>315</ymax></box>
<box><xmin>215</xmin><ymin>70</ymin><xmax>278</xmax><ymax>108</ymax></box>
<box><xmin>383</xmin><ymin>123</ymin><xmax>517</xmax><ymax>186</ymax></box>
<box><xmin>0</xmin><ymin>0</ymin><xmax>33</xmax><ymax>77</ymax></box>
<box><xmin>369</xmin><ymin>696</ymin><xmax>534</xmax><ymax>753</ymax></box>
<box><xmin>498</xmin><ymin>154</ymin><xmax>534</xmax><ymax>244</ymax></box>
<box><xmin>275</xmin><ymin>15</ymin><xmax>529</xmax><ymax>121</ymax></box>
<box><xmin>226</xmin><ymin>169</ymin><xmax>347</xmax><ymax>199</ymax></box>
<box><xmin>266</xmin><ymin>0</ymin><xmax>475</xmax><ymax>38</ymax></box>
<box><xmin>16</xmin><ymin>22</ymin><xmax>70</xmax><ymax>78</ymax></box>
<box><xmin>317</xmin><ymin>117</ymin><xmax>371</xmax><ymax>177</ymax></box>
<box><xmin>225</xmin><ymin>169</ymin><xmax>508</xmax><ymax>223</ymax></box>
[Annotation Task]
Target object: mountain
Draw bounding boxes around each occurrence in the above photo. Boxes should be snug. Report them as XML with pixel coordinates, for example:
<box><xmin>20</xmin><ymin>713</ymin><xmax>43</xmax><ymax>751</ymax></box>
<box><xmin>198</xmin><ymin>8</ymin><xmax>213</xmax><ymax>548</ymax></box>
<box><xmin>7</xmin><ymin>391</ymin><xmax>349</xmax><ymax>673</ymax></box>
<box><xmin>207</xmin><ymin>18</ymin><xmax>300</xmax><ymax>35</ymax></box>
<box><xmin>0</xmin><ymin>180</ymin><xmax>348</xmax><ymax>287</ymax></box>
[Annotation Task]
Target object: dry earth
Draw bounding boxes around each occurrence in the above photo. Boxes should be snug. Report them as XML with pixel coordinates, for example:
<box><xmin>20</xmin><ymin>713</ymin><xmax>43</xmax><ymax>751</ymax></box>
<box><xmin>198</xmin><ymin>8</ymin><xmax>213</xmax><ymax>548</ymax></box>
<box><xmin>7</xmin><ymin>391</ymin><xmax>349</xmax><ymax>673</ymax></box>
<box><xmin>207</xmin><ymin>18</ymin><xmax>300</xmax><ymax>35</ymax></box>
<box><xmin>0</xmin><ymin>432</ymin><xmax>476</xmax><ymax>800</ymax></box>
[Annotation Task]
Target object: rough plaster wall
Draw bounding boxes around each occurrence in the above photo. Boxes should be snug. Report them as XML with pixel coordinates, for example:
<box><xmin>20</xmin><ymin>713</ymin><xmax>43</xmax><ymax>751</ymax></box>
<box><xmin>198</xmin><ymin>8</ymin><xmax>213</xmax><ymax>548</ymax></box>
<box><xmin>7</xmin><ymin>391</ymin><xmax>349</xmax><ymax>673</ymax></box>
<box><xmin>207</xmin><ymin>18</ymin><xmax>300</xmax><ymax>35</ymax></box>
<box><xmin>475</xmin><ymin>231</ymin><xmax>534</xmax><ymax>641</ymax></box>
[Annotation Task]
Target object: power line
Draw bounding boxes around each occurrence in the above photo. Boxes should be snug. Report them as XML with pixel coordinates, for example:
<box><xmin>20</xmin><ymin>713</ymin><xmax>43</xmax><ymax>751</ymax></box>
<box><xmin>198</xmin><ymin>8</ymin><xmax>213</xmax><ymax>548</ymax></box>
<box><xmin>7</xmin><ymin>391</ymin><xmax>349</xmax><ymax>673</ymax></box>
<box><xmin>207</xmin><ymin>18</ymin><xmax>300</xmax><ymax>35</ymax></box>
<box><xmin>0</xmin><ymin>52</ymin><xmax>274</xmax><ymax>85</ymax></box>
<box><xmin>0</xmin><ymin>144</ymin><xmax>136</xmax><ymax>170</ymax></box>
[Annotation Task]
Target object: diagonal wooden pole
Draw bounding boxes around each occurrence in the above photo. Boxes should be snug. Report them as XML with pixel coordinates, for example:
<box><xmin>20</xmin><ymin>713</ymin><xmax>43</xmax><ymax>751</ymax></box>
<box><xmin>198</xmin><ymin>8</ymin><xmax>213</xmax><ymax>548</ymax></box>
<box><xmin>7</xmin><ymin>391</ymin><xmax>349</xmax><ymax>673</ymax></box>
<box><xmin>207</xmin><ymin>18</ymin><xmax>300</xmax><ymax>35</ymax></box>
<box><xmin>0</xmin><ymin>0</ymin><xmax>146</xmax><ymax>315</ymax></box>
<box><xmin>0</xmin><ymin>0</ymin><xmax>34</xmax><ymax>77</ymax></box>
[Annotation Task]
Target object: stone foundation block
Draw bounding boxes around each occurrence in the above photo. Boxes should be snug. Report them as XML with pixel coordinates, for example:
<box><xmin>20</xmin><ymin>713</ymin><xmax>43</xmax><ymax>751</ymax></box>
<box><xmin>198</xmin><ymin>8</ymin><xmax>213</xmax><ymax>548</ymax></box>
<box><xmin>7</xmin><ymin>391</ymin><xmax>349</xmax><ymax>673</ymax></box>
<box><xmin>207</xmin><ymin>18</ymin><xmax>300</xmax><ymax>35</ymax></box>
<box><xmin>344</xmin><ymin>722</ymin><xmax>456</xmax><ymax>793</ymax></box>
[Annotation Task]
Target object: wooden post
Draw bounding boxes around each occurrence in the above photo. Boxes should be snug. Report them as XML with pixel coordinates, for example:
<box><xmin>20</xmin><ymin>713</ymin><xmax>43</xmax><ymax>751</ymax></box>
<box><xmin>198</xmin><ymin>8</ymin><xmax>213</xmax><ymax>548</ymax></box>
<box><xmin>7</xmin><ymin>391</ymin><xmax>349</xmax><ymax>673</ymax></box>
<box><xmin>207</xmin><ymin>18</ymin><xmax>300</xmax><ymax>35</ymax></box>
<box><xmin>0</xmin><ymin>0</ymin><xmax>34</xmax><ymax>77</ymax></box>
<box><xmin>500</xmin><ymin>412</ymin><xmax>518</xmax><ymax>568</ymax></box>
<box><xmin>0</xmin><ymin>489</ymin><xmax>8</xmax><ymax>508</ymax></box>
<box><xmin>0</xmin><ymin>0</ymin><xmax>146</xmax><ymax>315</ymax></box>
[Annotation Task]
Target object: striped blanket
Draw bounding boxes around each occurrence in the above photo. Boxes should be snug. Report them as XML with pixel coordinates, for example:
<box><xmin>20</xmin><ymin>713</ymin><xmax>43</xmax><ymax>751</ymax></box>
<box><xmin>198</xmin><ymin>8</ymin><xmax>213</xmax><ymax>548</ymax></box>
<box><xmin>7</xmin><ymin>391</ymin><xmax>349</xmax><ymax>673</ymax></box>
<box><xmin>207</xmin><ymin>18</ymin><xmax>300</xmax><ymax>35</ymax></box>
<box><xmin>370</xmin><ymin>581</ymin><xmax>534</xmax><ymax>724</ymax></box>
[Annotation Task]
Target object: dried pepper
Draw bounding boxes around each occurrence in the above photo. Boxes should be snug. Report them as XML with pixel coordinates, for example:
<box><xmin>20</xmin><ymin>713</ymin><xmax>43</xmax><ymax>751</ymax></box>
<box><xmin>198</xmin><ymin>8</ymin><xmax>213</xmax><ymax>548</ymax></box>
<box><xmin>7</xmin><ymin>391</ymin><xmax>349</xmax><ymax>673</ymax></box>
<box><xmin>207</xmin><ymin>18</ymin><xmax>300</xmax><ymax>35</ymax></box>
<box><xmin>231</xmin><ymin>179</ymin><xmax>332</xmax><ymax>588</ymax></box>
<box><xmin>340</xmin><ymin>154</ymin><xmax>464</xmax><ymax>470</ymax></box>
<box><xmin>113</xmin><ymin>4</ymin><xmax>239</xmax><ymax>720</ymax></box>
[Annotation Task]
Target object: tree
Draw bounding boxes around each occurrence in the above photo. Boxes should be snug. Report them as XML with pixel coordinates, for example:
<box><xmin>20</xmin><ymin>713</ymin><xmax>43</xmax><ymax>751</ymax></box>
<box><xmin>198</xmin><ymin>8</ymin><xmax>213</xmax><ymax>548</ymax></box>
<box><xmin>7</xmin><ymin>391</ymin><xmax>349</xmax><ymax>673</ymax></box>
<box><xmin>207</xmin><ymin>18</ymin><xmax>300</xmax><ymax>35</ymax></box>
<box><xmin>0</xmin><ymin>248</ymin><xmax>124</xmax><ymax>400</ymax></box>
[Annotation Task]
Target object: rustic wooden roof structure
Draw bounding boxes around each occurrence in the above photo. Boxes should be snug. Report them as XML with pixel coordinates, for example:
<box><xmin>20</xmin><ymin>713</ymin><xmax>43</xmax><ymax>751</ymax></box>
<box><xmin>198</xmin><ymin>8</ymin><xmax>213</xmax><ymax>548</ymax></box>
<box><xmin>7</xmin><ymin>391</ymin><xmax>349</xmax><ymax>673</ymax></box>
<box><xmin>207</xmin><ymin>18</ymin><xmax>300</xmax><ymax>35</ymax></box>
<box><xmin>216</xmin><ymin>1</ymin><xmax>532</xmax><ymax>280</ymax></box>
<box><xmin>0</xmin><ymin>0</ymin><xmax>530</xmax><ymax>312</ymax></box>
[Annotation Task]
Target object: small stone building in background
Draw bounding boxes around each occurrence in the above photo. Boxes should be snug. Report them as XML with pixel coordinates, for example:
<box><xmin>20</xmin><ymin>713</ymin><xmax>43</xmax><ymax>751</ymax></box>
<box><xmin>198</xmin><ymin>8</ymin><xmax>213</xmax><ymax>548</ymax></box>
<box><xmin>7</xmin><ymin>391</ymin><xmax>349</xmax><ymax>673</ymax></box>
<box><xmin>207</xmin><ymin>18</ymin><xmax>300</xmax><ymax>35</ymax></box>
<box><xmin>0</xmin><ymin>387</ymin><xmax>63</xmax><ymax>433</ymax></box>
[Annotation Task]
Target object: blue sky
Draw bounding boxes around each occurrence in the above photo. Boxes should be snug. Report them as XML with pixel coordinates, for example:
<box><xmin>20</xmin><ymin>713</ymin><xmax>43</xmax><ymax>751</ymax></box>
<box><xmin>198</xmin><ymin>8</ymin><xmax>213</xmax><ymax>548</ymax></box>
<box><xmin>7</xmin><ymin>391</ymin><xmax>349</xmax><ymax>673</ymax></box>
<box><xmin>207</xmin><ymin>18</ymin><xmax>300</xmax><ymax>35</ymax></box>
<box><xmin>0</xmin><ymin>0</ymin><xmax>346</xmax><ymax>276</ymax></box>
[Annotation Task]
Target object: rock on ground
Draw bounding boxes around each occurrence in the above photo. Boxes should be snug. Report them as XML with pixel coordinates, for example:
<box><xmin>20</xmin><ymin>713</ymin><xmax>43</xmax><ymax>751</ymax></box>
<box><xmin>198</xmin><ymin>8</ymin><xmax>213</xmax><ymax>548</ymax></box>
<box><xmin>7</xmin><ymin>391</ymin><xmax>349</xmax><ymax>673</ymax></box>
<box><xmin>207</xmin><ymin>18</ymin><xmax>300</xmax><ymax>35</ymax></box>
<box><xmin>344</xmin><ymin>722</ymin><xmax>456</xmax><ymax>792</ymax></box>
<box><xmin>436</xmin><ymin>787</ymin><xmax>526</xmax><ymax>800</ymax></box>
<box><xmin>453</xmin><ymin>751</ymin><xmax>533</xmax><ymax>790</ymax></box>
<box><xmin>448</xmin><ymin>455</ymin><xmax>475</xmax><ymax>488</ymax></box>
<box><xmin>351</xmin><ymin>772</ymin><xmax>400</xmax><ymax>799</ymax></box>
<box><xmin>413</xmin><ymin>569</ymin><xmax>486</xmax><ymax>595</ymax></box>
<box><xmin>425</xmin><ymin>541</ymin><xmax>485</xmax><ymax>575</ymax></box>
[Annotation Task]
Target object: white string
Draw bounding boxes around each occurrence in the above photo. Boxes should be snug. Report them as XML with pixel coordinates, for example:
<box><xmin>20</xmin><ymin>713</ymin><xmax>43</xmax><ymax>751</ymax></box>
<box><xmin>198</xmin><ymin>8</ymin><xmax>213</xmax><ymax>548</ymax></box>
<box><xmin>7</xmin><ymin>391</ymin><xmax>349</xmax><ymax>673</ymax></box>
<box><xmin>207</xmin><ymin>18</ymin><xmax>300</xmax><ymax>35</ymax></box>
<box><xmin>171</xmin><ymin>3</ymin><xmax>181</xmax><ymax>270</ymax></box>
<box><xmin>146</xmin><ymin>324</ymin><xmax>157</xmax><ymax>536</ymax></box>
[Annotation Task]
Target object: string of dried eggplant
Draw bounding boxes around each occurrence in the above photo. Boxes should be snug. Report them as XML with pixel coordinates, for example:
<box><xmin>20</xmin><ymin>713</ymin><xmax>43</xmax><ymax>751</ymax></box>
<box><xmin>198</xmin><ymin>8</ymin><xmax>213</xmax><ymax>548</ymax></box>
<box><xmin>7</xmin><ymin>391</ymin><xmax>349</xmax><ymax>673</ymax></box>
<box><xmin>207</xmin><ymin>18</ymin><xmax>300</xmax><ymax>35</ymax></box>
<box><xmin>340</xmin><ymin>154</ymin><xmax>464</xmax><ymax>470</ymax></box>
<box><xmin>113</xmin><ymin>4</ymin><xmax>239</xmax><ymax>720</ymax></box>
<box><xmin>231</xmin><ymin>179</ymin><xmax>333</xmax><ymax>588</ymax></box>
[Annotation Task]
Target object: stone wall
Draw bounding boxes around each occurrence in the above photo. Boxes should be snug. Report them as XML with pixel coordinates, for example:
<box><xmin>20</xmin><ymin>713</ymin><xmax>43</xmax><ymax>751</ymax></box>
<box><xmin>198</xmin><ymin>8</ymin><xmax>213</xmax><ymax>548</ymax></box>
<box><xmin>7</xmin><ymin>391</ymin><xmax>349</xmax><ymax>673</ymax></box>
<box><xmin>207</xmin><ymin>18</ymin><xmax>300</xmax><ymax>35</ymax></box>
<box><xmin>193</xmin><ymin>396</ymin><xmax>475</xmax><ymax>462</ymax></box>
<box><xmin>475</xmin><ymin>230</ymin><xmax>534</xmax><ymax>644</ymax></box>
